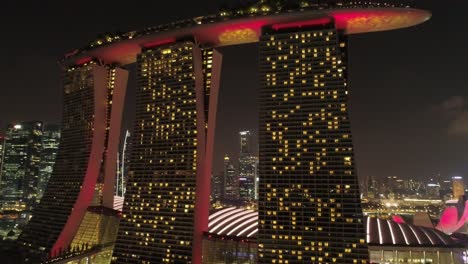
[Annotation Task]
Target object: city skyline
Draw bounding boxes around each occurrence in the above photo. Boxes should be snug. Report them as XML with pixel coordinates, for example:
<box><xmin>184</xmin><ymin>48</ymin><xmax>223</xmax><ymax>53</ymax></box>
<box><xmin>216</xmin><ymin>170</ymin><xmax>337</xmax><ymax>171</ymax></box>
<box><xmin>4</xmin><ymin>1</ymin><xmax>434</xmax><ymax>263</ymax></box>
<box><xmin>2</xmin><ymin>2</ymin><xmax>468</xmax><ymax>264</ymax></box>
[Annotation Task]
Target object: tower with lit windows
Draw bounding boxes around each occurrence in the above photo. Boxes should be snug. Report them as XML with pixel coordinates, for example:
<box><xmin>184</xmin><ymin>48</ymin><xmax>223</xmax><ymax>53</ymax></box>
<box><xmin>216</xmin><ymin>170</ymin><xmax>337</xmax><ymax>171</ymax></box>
<box><xmin>239</xmin><ymin>131</ymin><xmax>258</xmax><ymax>202</ymax></box>
<box><xmin>112</xmin><ymin>41</ymin><xmax>222</xmax><ymax>263</ymax></box>
<box><xmin>19</xmin><ymin>1</ymin><xmax>430</xmax><ymax>263</ymax></box>
<box><xmin>257</xmin><ymin>22</ymin><xmax>368</xmax><ymax>263</ymax></box>
<box><xmin>0</xmin><ymin>121</ymin><xmax>43</xmax><ymax>210</ymax></box>
<box><xmin>37</xmin><ymin>125</ymin><xmax>61</xmax><ymax>202</ymax></box>
<box><xmin>18</xmin><ymin>61</ymin><xmax>128</xmax><ymax>257</ymax></box>
<box><xmin>452</xmin><ymin>176</ymin><xmax>465</xmax><ymax>200</ymax></box>
<box><xmin>223</xmin><ymin>154</ymin><xmax>238</xmax><ymax>203</ymax></box>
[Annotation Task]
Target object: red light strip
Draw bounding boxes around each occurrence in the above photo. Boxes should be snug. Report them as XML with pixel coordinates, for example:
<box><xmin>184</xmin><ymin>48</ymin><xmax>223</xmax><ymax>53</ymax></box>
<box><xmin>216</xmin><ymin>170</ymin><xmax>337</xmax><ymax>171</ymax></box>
<box><xmin>142</xmin><ymin>38</ymin><xmax>176</xmax><ymax>49</ymax></box>
<box><xmin>272</xmin><ymin>18</ymin><xmax>332</xmax><ymax>31</ymax></box>
<box><xmin>75</xmin><ymin>57</ymin><xmax>93</xmax><ymax>66</ymax></box>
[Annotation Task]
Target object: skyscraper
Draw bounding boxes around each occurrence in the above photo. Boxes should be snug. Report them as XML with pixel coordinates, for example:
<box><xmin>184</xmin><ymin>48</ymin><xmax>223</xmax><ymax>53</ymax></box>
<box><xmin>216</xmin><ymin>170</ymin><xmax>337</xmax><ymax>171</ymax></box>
<box><xmin>0</xmin><ymin>122</ymin><xmax>43</xmax><ymax>210</ymax></box>
<box><xmin>211</xmin><ymin>171</ymin><xmax>224</xmax><ymax>202</ymax></box>
<box><xmin>37</xmin><ymin>125</ymin><xmax>60</xmax><ymax>201</ymax></box>
<box><xmin>238</xmin><ymin>131</ymin><xmax>258</xmax><ymax>202</ymax></box>
<box><xmin>258</xmin><ymin>23</ymin><xmax>368</xmax><ymax>263</ymax></box>
<box><xmin>0</xmin><ymin>136</ymin><xmax>5</xmax><ymax>184</ymax></box>
<box><xmin>223</xmin><ymin>154</ymin><xmax>238</xmax><ymax>203</ymax></box>
<box><xmin>19</xmin><ymin>61</ymin><xmax>128</xmax><ymax>257</ymax></box>
<box><xmin>452</xmin><ymin>176</ymin><xmax>465</xmax><ymax>199</ymax></box>
<box><xmin>113</xmin><ymin>41</ymin><xmax>222</xmax><ymax>263</ymax></box>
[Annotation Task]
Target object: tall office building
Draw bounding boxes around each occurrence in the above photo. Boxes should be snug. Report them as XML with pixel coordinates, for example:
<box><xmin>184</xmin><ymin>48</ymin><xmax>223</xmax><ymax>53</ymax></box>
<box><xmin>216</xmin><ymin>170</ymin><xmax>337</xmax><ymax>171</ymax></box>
<box><xmin>113</xmin><ymin>41</ymin><xmax>222</xmax><ymax>263</ymax></box>
<box><xmin>0</xmin><ymin>122</ymin><xmax>43</xmax><ymax>210</ymax></box>
<box><xmin>238</xmin><ymin>131</ymin><xmax>258</xmax><ymax>202</ymax></box>
<box><xmin>452</xmin><ymin>176</ymin><xmax>465</xmax><ymax>199</ymax></box>
<box><xmin>258</xmin><ymin>23</ymin><xmax>368</xmax><ymax>263</ymax></box>
<box><xmin>19</xmin><ymin>61</ymin><xmax>128</xmax><ymax>257</ymax></box>
<box><xmin>37</xmin><ymin>125</ymin><xmax>61</xmax><ymax>201</ymax></box>
<box><xmin>211</xmin><ymin>172</ymin><xmax>224</xmax><ymax>202</ymax></box>
<box><xmin>223</xmin><ymin>154</ymin><xmax>238</xmax><ymax>202</ymax></box>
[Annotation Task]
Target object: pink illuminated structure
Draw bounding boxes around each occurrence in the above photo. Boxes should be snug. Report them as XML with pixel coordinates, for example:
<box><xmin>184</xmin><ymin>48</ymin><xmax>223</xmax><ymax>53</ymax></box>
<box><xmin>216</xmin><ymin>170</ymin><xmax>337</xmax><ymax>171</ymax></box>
<box><xmin>20</xmin><ymin>2</ymin><xmax>431</xmax><ymax>263</ymax></box>
<box><xmin>19</xmin><ymin>62</ymin><xmax>129</xmax><ymax>258</ymax></box>
<box><xmin>437</xmin><ymin>199</ymin><xmax>468</xmax><ymax>234</ymax></box>
<box><xmin>61</xmin><ymin>8</ymin><xmax>430</xmax><ymax>66</ymax></box>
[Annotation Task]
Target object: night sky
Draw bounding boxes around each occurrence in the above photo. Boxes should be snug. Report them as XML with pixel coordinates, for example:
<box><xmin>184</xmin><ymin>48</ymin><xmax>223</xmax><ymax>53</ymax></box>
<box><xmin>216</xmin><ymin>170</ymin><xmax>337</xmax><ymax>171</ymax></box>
<box><xmin>0</xmin><ymin>1</ymin><xmax>467</xmax><ymax>181</ymax></box>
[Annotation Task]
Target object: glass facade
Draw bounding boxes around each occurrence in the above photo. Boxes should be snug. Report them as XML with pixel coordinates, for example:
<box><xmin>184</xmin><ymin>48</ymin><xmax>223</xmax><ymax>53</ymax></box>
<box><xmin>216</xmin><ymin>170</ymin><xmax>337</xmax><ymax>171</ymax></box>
<box><xmin>368</xmin><ymin>246</ymin><xmax>465</xmax><ymax>264</ymax></box>
<box><xmin>258</xmin><ymin>23</ymin><xmax>368</xmax><ymax>263</ymax></box>
<box><xmin>37</xmin><ymin>125</ymin><xmax>61</xmax><ymax>202</ymax></box>
<box><xmin>0</xmin><ymin>121</ymin><xmax>43</xmax><ymax>210</ymax></box>
<box><xmin>202</xmin><ymin>237</ymin><xmax>257</xmax><ymax>264</ymax></box>
<box><xmin>239</xmin><ymin>131</ymin><xmax>258</xmax><ymax>202</ymax></box>
<box><xmin>224</xmin><ymin>155</ymin><xmax>239</xmax><ymax>203</ymax></box>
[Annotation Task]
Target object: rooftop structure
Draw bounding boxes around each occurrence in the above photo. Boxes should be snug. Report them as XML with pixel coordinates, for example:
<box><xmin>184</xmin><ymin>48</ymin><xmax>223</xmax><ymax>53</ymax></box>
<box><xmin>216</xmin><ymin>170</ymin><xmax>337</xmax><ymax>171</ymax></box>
<box><xmin>60</xmin><ymin>1</ymin><xmax>430</xmax><ymax>66</ymax></box>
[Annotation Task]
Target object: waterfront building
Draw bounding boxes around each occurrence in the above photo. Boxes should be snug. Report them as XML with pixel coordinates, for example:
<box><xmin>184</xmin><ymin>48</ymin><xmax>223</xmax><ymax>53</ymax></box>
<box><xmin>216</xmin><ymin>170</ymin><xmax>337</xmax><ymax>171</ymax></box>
<box><xmin>18</xmin><ymin>1</ymin><xmax>431</xmax><ymax>263</ymax></box>
<box><xmin>19</xmin><ymin>61</ymin><xmax>128</xmax><ymax>258</ymax></box>
<box><xmin>257</xmin><ymin>21</ymin><xmax>369</xmax><ymax>263</ymax></box>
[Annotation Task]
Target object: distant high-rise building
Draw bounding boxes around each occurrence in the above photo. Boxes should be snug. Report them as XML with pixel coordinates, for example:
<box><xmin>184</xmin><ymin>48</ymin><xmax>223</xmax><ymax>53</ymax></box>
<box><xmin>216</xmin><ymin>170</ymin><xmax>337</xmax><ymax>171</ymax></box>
<box><xmin>238</xmin><ymin>131</ymin><xmax>258</xmax><ymax>202</ymax></box>
<box><xmin>223</xmin><ymin>154</ymin><xmax>238</xmax><ymax>202</ymax></box>
<box><xmin>452</xmin><ymin>176</ymin><xmax>465</xmax><ymax>199</ymax></box>
<box><xmin>211</xmin><ymin>171</ymin><xmax>224</xmax><ymax>202</ymax></box>
<box><xmin>37</xmin><ymin>125</ymin><xmax>60</xmax><ymax>201</ymax></box>
<box><xmin>0</xmin><ymin>136</ymin><xmax>5</xmax><ymax>183</ymax></box>
<box><xmin>426</xmin><ymin>181</ymin><xmax>441</xmax><ymax>199</ymax></box>
<box><xmin>0</xmin><ymin>122</ymin><xmax>43</xmax><ymax>210</ymax></box>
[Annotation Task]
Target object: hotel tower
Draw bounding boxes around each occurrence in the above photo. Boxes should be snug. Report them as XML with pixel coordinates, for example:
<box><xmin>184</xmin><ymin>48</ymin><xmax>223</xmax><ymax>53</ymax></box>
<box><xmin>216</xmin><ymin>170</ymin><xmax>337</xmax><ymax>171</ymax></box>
<box><xmin>18</xmin><ymin>1</ymin><xmax>430</xmax><ymax>263</ymax></box>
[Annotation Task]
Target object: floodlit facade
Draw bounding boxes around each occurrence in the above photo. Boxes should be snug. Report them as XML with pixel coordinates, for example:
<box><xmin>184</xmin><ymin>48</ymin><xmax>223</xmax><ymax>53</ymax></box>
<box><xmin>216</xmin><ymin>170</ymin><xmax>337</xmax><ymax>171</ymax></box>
<box><xmin>19</xmin><ymin>61</ymin><xmax>128</xmax><ymax>258</ymax></box>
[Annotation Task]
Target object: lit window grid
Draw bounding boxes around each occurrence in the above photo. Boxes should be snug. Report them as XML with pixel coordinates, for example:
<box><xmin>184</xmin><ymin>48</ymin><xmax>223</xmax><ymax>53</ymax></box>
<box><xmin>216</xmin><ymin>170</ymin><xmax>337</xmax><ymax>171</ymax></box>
<box><xmin>114</xmin><ymin>42</ymin><xmax>215</xmax><ymax>263</ymax></box>
<box><xmin>19</xmin><ymin>62</ymin><xmax>118</xmax><ymax>252</ymax></box>
<box><xmin>258</xmin><ymin>26</ymin><xmax>368</xmax><ymax>263</ymax></box>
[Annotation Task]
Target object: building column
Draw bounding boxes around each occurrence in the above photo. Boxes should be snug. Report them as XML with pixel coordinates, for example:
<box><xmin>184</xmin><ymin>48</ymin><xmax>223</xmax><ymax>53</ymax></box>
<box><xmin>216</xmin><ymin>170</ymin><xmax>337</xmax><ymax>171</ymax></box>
<box><xmin>192</xmin><ymin>46</ymin><xmax>223</xmax><ymax>264</ymax></box>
